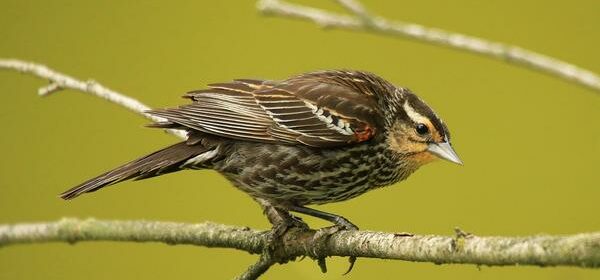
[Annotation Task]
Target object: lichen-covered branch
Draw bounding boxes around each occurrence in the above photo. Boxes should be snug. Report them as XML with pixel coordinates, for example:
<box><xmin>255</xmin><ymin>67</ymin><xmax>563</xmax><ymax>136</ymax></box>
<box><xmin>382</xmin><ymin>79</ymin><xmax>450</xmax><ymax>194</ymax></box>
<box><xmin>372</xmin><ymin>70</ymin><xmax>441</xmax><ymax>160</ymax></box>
<box><xmin>0</xmin><ymin>218</ymin><xmax>265</xmax><ymax>253</ymax></box>
<box><xmin>0</xmin><ymin>58</ymin><xmax>188</xmax><ymax>140</ymax></box>
<box><xmin>257</xmin><ymin>0</ymin><xmax>600</xmax><ymax>94</ymax></box>
<box><xmin>1</xmin><ymin>218</ymin><xmax>599</xmax><ymax>270</ymax></box>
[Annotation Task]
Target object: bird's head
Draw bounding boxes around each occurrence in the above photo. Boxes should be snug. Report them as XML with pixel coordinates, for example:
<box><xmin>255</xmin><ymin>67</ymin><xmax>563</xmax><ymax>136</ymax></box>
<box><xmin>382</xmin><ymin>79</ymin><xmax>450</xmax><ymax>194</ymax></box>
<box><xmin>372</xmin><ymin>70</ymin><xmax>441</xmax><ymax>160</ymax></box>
<box><xmin>382</xmin><ymin>89</ymin><xmax>462</xmax><ymax>167</ymax></box>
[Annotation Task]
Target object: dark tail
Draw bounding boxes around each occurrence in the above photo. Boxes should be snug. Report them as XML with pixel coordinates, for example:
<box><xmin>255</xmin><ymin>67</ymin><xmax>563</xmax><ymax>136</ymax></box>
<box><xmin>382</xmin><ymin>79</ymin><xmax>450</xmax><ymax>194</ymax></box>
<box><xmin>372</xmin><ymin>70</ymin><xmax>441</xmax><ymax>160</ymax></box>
<box><xmin>60</xmin><ymin>141</ymin><xmax>211</xmax><ymax>200</ymax></box>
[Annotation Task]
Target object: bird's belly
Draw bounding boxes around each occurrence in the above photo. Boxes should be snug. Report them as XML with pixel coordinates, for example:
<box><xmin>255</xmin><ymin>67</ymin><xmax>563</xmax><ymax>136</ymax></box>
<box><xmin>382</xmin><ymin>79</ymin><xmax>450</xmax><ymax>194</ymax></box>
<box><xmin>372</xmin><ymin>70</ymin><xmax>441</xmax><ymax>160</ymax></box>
<box><xmin>216</xmin><ymin>143</ymin><xmax>403</xmax><ymax>205</ymax></box>
<box><xmin>224</xmin><ymin>165</ymin><xmax>375</xmax><ymax>205</ymax></box>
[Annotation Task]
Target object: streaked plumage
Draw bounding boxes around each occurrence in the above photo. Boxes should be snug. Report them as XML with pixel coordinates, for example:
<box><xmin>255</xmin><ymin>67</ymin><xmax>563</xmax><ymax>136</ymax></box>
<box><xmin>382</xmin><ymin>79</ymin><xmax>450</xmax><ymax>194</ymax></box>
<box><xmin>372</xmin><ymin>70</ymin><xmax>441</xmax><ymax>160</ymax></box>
<box><xmin>61</xmin><ymin>70</ymin><xmax>461</xmax><ymax>233</ymax></box>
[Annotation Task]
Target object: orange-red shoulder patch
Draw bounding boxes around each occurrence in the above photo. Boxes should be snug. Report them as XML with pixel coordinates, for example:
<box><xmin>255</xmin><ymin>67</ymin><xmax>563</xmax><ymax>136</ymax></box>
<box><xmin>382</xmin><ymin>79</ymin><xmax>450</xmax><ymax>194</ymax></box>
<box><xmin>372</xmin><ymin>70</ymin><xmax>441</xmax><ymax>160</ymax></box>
<box><xmin>354</xmin><ymin>126</ymin><xmax>375</xmax><ymax>142</ymax></box>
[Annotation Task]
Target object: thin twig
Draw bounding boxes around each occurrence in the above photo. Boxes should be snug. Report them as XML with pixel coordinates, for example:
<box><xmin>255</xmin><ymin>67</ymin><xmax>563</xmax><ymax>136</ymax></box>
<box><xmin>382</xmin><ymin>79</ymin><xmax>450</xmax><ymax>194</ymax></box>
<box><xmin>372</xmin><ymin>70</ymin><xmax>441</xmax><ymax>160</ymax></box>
<box><xmin>1</xmin><ymin>218</ymin><xmax>599</xmax><ymax>269</ymax></box>
<box><xmin>234</xmin><ymin>254</ymin><xmax>276</xmax><ymax>280</ymax></box>
<box><xmin>0</xmin><ymin>59</ymin><xmax>188</xmax><ymax>140</ymax></box>
<box><xmin>257</xmin><ymin>0</ymin><xmax>600</xmax><ymax>94</ymax></box>
<box><xmin>334</xmin><ymin>0</ymin><xmax>372</xmax><ymax>24</ymax></box>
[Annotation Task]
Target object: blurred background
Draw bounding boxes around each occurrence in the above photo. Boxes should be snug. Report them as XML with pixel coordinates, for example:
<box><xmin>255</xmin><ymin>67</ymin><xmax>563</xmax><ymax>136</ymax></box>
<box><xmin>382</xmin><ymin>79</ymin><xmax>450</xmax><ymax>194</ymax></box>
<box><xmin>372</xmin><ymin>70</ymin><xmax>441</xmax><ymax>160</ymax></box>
<box><xmin>1</xmin><ymin>0</ymin><xmax>599</xmax><ymax>279</ymax></box>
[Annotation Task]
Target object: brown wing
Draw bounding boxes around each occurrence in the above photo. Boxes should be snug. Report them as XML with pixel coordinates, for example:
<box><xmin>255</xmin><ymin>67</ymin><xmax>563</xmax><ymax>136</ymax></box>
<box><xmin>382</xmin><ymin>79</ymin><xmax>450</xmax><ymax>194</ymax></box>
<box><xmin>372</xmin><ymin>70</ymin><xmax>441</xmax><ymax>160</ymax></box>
<box><xmin>255</xmin><ymin>78</ymin><xmax>379</xmax><ymax>147</ymax></box>
<box><xmin>149</xmin><ymin>75</ymin><xmax>380</xmax><ymax>147</ymax></box>
<box><xmin>149</xmin><ymin>80</ymin><xmax>281</xmax><ymax>143</ymax></box>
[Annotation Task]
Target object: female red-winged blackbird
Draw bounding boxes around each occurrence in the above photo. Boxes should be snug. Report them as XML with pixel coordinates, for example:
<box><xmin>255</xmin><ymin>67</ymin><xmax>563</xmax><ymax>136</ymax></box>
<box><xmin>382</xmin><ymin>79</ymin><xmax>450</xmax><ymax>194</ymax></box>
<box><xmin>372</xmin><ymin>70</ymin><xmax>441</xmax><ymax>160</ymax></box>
<box><xmin>60</xmin><ymin>70</ymin><xmax>461</xmax><ymax>231</ymax></box>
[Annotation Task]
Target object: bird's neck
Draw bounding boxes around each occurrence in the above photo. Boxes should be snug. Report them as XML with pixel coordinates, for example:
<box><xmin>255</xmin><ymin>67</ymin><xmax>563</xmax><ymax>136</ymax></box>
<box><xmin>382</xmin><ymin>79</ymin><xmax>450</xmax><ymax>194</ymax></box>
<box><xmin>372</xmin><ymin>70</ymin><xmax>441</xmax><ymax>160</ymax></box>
<box><xmin>368</xmin><ymin>143</ymin><xmax>421</xmax><ymax>187</ymax></box>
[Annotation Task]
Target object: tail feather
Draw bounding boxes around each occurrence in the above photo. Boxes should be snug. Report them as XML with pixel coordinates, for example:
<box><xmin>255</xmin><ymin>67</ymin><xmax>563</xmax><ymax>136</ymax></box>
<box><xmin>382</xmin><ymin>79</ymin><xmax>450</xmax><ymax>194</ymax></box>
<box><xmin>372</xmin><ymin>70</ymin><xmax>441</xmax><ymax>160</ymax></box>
<box><xmin>60</xmin><ymin>141</ymin><xmax>212</xmax><ymax>200</ymax></box>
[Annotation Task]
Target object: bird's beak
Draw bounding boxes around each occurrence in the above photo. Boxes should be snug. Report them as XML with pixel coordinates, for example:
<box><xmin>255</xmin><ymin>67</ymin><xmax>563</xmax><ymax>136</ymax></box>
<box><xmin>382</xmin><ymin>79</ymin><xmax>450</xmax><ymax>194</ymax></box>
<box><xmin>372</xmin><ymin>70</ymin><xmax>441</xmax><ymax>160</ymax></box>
<box><xmin>427</xmin><ymin>142</ymin><xmax>463</xmax><ymax>165</ymax></box>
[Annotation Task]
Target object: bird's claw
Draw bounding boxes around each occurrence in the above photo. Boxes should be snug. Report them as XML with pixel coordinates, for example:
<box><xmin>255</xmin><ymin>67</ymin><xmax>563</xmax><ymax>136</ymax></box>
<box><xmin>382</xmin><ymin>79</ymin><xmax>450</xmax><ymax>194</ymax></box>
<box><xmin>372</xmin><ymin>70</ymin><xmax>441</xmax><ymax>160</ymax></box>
<box><xmin>266</xmin><ymin>215</ymin><xmax>309</xmax><ymax>252</ymax></box>
<box><xmin>311</xmin><ymin>222</ymin><xmax>359</xmax><ymax>274</ymax></box>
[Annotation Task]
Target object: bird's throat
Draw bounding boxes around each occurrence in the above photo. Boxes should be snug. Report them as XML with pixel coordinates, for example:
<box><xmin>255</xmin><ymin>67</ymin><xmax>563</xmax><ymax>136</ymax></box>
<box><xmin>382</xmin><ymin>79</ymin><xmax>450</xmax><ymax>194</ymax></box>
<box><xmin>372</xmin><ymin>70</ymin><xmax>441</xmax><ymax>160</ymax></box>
<box><xmin>407</xmin><ymin>151</ymin><xmax>438</xmax><ymax>167</ymax></box>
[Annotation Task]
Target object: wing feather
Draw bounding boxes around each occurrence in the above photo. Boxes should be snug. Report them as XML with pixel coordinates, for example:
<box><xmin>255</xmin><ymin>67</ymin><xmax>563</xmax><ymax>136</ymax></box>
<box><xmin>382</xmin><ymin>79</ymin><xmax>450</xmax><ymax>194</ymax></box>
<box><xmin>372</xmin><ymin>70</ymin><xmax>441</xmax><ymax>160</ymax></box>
<box><xmin>148</xmin><ymin>72</ymin><xmax>381</xmax><ymax>147</ymax></box>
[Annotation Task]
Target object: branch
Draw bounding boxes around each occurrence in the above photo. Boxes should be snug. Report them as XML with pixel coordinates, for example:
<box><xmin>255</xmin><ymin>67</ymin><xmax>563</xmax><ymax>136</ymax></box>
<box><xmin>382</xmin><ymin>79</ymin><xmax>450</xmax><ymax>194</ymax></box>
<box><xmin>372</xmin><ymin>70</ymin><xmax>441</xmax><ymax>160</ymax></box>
<box><xmin>257</xmin><ymin>0</ymin><xmax>600</xmax><ymax>94</ymax></box>
<box><xmin>1</xmin><ymin>218</ymin><xmax>599</xmax><ymax>272</ymax></box>
<box><xmin>234</xmin><ymin>254</ymin><xmax>276</xmax><ymax>280</ymax></box>
<box><xmin>0</xmin><ymin>59</ymin><xmax>188</xmax><ymax>140</ymax></box>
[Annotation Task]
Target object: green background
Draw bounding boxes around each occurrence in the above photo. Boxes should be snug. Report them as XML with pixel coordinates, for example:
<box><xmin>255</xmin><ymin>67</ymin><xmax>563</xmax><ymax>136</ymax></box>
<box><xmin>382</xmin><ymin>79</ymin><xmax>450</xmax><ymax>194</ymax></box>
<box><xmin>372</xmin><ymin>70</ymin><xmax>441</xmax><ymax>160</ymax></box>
<box><xmin>1</xmin><ymin>0</ymin><xmax>599</xmax><ymax>279</ymax></box>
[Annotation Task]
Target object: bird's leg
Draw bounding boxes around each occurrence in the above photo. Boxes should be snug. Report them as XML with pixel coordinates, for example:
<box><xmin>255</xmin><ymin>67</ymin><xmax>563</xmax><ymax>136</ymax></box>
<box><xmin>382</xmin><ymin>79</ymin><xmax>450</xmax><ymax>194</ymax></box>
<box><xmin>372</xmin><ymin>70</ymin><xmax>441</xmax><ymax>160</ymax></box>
<box><xmin>288</xmin><ymin>205</ymin><xmax>359</xmax><ymax>274</ymax></box>
<box><xmin>256</xmin><ymin>199</ymin><xmax>309</xmax><ymax>255</ymax></box>
<box><xmin>288</xmin><ymin>205</ymin><xmax>358</xmax><ymax>230</ymax></box>
<box><xmin>263</xmin><ymin>204</ymin><xmax>308</xmax><ymax>237</ymax></box>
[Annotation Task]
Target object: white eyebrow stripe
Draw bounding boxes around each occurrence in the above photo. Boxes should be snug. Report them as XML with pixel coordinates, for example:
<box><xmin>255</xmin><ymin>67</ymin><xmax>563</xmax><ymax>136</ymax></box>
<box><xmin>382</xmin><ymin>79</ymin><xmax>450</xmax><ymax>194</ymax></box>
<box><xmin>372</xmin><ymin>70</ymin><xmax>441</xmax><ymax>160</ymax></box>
<box><xmin>403</xmin><ymin>100</ymin><xmax>429</xmax><ymax>124</ymax></box>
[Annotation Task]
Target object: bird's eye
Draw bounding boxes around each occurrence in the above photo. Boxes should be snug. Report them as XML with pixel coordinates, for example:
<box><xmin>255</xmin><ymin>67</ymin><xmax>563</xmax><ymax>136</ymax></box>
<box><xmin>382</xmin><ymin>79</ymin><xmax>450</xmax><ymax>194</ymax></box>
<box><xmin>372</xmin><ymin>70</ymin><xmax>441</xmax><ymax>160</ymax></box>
<box><xmin>415</xmin><ymin>123</ymin><xmax>429</xmax><ymax>135</ymax></box>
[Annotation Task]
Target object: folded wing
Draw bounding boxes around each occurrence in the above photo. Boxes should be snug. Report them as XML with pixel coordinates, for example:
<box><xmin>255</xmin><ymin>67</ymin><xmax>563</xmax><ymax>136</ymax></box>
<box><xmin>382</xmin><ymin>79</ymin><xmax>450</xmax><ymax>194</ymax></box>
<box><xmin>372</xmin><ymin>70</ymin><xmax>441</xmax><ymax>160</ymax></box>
<box><xmin>149</xmin><ymin>75</ymin><xmax>380</xmax><ymax>148</ymax></box>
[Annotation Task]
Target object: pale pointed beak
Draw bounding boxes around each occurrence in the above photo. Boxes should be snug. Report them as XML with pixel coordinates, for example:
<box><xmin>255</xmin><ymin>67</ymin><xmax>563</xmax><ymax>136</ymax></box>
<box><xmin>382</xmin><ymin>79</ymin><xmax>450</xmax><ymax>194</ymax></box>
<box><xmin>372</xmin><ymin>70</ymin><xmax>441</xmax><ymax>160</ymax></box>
<box><xmin>427</xmin><ymin>142</ymin><xmax>463</xmax><ymax>165</ymax></box>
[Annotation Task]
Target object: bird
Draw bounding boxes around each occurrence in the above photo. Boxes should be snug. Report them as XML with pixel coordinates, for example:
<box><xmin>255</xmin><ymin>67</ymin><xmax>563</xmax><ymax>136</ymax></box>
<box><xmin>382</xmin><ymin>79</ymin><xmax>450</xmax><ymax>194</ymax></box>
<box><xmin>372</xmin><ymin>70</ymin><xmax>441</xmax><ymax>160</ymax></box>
<box><xmin>60</xmin><ymin>70</ymin><xmax>461</xmax><ymax>234</ymax></box>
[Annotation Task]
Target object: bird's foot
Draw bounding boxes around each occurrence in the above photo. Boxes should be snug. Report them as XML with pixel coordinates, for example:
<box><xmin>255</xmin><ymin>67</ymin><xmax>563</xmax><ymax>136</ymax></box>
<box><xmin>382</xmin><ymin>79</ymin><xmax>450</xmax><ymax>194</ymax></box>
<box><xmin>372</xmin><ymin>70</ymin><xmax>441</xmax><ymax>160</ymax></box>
<box><xmin>263</xmin><ymin>213</ymin><xmax>309</xmax><ymax>265</ymax></box>
<box><xmin>260</xmin><ymin>200</ymin><xmax>310</xmax><ymax>254</ymax></box>
<box><xmin>268</xmin><ymin>214</ymin><xmax>309</xmax><ymax>244</ymax></box>
<box><xmin>286</xmin><ymin>205</ymin><xmax>360</xmax><ymax>274</ymax></box>
<box><xmin>312</xmin><ymin>218</ymin><xmax>359</xmax><ymax>274</ymax></box>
